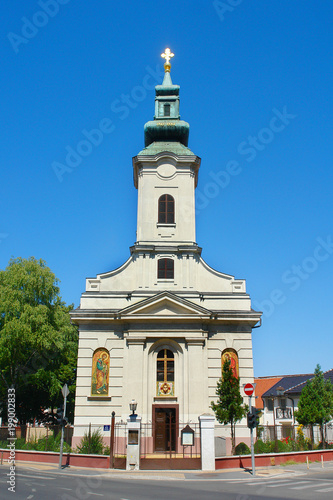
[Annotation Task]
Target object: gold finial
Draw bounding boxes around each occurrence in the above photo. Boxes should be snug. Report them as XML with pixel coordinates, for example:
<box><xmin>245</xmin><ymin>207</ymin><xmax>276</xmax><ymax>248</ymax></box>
<box><xmin>161</xmin><ymin>47</ymin><xmax>174</xmax><ymax>73</ymax></box>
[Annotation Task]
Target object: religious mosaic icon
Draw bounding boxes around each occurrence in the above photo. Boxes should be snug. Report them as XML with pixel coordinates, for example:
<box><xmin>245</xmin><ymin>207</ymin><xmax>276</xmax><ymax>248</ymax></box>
<box><xmin>157</xmin><ymin>381</ymin><xmax>174</xmax><ymax>396</ymax></box>
<box><xmin>91</xmin><ymin>348</ymin><xmax>109</xmax><ymax>396</ymax></box>
<box><xmin>222</xmin><ymin>349</ymin><xmax>239</xmax><ymax>379</ymax></box>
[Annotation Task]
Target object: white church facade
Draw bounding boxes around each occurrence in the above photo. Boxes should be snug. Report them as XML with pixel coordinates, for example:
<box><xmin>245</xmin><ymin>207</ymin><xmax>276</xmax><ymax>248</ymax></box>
<box><xmin>71</xmin><ymin>50</ymin><xmax>262</xmax><ymax>458</ymax></box>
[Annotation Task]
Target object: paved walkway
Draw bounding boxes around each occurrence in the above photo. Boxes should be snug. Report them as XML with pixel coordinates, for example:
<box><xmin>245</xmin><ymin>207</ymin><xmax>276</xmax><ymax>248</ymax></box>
<box><xmin>0</xmin><ymin>461</ymin><xmax>333</xmax><ymax>481</ymax></box>
<box><xmin>3</xmin><ymin>459</ymin><xmax>333</xmax><ymax>481</ymax></box>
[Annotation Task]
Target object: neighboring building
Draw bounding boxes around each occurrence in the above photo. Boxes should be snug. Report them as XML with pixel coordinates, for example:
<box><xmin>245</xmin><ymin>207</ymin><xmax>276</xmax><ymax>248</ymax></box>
<box><xmin>256</xmin><ymin>369</ymin><xmax>333</xmax><ymax>442</ymax></box>
<box><xmin>71</xmin><ymin>50</ymin><xmax>262</xmax><ymax>457</ymax></box>
<box><xmin>254</xmin><ymin>376</ymin><xmax>282</xmax><ymax>411</ymax></box>
<box><xmin>259</xmin><ymin>374</ymin><xmax>312</xmax><ymax>440</ymax></box>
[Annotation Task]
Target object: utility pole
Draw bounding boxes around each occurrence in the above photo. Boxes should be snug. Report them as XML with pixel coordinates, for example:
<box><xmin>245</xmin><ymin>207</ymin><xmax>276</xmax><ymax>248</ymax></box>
<box><xmin>59</xmin><ymin>384</ymin><xmax>69</xmax><ymax>469</ymax></box>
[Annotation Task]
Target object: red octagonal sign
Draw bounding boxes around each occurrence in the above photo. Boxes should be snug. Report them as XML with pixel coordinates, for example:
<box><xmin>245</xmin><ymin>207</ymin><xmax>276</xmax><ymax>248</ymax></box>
<box><xmin>244</xmin><ymin>383</ymin><xmax>255</xmax><ymax>396</ymax></box>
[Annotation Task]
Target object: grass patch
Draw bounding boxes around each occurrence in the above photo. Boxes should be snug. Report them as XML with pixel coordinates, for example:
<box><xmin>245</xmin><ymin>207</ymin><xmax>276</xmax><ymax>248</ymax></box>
<box><xmin>280</xmin><ymin>459</ymin><xmax>298</xmax><ymax>466</ymax></box>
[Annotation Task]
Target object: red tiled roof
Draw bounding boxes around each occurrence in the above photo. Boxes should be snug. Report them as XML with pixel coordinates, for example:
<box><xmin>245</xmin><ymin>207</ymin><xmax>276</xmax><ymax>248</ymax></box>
<box><xmin>254</xmin><ymin>377</ymin><xmax>282</xmax><ymax>409</ymax></box>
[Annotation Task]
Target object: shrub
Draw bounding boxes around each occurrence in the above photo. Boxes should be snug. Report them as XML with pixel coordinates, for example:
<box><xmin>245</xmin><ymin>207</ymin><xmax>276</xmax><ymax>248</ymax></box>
<box><xmin>22</xmin><ymin>439</ymin><xmax>38</xmax><ymax>450</ymax></box>
<box><xmin>35</xmin><ymin>433</ymin><xmax>71</xmax><ymax>453</ymax></box>
<box><xmin>276</xmin><ymin>440</ymin><xmax>289</xmax><ymax>452</ymax></box>
<box><xmin>235</xmin><ymin>442</ymin><xmax>250</xmax><ymax>455</ymax></box>
<box><xmin>316</xmin><ymin>441</ymin><xmax>333</xmax><ymax>450</ymax></box>
<box><xmin>14</xmin><ymin>437</ymin><xmax>26</xmax><ymax>449</ymax></box>
<box><xmin>0</xmin><ymin>433</ymin><xmax>71</xmax><ymax>453</ymax></box>
<box><xmin>76</xmin><ymin>428</ymin><xmax>105</xmax><ymax>455</ymax></box>
<box><xmin>279</xmin><ymin>436</ymin><xmax>296</xmax><ymax>452</ymax></box>
<box><xmin>254</xmin><ymin>439</ymin><xmax>272</xmax><ymax>454</ymax></box>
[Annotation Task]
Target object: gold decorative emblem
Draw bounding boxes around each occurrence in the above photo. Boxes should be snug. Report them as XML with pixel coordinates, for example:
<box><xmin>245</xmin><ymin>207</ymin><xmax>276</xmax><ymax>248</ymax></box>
<box><xmin>157</xmin><ymin>381</ymin><xmax>174</xmax><ymax>396</ymax></box>
<box><xmin>161</xmin><ymin>48</ymin><xmax>174</xmax><ymax>73</ymax></box>
<box><xmin>161</xmin><ymin>382</ymin><xmax>170</xmax><ymax>394</ymax></box>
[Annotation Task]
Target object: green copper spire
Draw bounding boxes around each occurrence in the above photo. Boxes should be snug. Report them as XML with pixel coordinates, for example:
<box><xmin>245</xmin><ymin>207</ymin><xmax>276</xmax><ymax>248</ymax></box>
<box><xmin>143</xmin><ymin>48</ymin><xmax>190</xmax><ymax>148</ymax></box>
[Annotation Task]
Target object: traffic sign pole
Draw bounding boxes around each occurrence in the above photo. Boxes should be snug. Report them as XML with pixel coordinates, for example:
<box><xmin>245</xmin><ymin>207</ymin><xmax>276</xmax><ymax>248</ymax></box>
<box><xmin>243</xmin><ymin>383</ymin><xmax>256</xmax><ymax>475</ymax></box>
<box><xmin>59</xmin><ymin>384</ymin><xmax>69</xmax><ymax>469</ymax></box>
<box><xmin>249</xmin><ymin>395</ymin><xmax>255</xmax><ymax>476</ymax></box>
<box><xmin>244</xmin><ymin>383</ymin><xmax>255</xmax><ymax>397</ymax></box>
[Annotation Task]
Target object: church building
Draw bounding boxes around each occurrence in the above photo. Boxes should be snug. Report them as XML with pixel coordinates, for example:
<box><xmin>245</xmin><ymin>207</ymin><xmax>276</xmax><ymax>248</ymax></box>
<box><xmin>71</xmin><ymin>49</ymin><xmax>262</xmax><ymax>457</ymax></box>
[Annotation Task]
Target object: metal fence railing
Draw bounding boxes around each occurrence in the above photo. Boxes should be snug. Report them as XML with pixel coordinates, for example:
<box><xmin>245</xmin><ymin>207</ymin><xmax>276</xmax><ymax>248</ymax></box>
<box><xmin>257</xmin><ymin>424</ymin><xmax>333</xmax><ymax>445</ymax></box>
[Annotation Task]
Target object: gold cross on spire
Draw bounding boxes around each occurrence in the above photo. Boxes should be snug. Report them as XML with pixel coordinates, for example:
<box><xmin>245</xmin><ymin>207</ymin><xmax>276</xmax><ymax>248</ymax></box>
<box><xmin>161</xmin><ymin>48</ymin><xmax>174</xmax><ymax>64</ymax></box>
<box><xmin>161</xmin><ymin>48</ymin><xmax>174</xmax><ymax>73</ymax></box>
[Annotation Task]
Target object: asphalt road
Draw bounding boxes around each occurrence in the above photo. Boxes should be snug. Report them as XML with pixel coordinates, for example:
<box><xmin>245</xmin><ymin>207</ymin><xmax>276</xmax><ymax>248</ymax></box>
<box><xmin>1</xmin><ymin>463</ymin><xmax>333</xmax><ymax>500</ymax></box>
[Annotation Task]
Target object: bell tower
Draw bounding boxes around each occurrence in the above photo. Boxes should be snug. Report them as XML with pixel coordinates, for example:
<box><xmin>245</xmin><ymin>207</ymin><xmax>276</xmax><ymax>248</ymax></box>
<box><xmin>132</xmin><ymin>49</ymin><xmax>201</xmax><ymax>256</ymax></box>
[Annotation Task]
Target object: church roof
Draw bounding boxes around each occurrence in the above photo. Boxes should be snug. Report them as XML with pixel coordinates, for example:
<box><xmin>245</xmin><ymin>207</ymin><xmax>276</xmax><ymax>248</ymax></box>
<box><xmin>137</xmin><ymin>141</ymin><xmax>195</xmax><ymax>157</ymax></box>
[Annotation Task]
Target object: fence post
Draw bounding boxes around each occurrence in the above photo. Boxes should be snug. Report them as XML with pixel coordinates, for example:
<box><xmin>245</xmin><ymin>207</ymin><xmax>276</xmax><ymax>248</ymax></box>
<box><xmin>109</xmin><ymin>411</ymin><xmax>115</xmax><ymax>469</ymax></box>
<box><xmin>126</xmin><ymin>415</ymin><xmax>141</xmax><ymax>471</ymax></box>
<box><xmin>199</xmin><ymin>414</ymin><xmax>215</xmax><ymax>471</ymax></box>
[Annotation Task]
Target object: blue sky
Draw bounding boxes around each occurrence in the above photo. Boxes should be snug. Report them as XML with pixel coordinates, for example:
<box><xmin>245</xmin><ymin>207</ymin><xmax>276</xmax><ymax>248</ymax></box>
<box><xmin>1</xmin><ymin>1</ymin><xmax>332</xmax><ymax>377</ymax></box>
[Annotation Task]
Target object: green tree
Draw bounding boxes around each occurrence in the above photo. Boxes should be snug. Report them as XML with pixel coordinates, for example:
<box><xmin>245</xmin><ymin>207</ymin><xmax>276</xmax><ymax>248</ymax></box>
<box><xmin>0</xmin><ymin>257</ymin><xmax>78</xmax><ymax>423</ymax></box>
<box><xmin>211</xmin><ymin>359</ymin><xmax>248</xmax><ymax>455</ymax></box>
<box><xmin>295</xmin><ymin>365</ymin><xmax>333</xmax><ymax>448</ymax></box>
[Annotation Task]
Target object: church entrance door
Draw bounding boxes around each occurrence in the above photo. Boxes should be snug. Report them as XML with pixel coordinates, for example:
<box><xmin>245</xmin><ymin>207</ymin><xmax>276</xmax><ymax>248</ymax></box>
<box><xmin>154</xmin><ymin>407</ymin><xmax>176</xmax><ymax>452</ymax></box>
<box><xmin>140</xmin><ymin>404</ymin><xmax>201</xmax><ymax>469</ymax></box>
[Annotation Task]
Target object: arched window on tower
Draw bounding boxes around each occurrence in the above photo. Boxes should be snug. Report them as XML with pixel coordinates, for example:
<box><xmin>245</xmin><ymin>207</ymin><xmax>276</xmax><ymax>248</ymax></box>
<box><xmin>158</xmin><ymin>258</ymin><xmax>174</xmax><ymax>279</ymax></box>
<box><xmin>158</xmin><ymin>194</ymin><xmax>174</xmax><ymax>224</ymax></box>
<box><xmin>164</xmin><ymin>103</ymin><xmax>171</xmax><ymax>116</ymax></box>
<box><xmin>157</xmin><ymin>349</ymin><xmax>174</xmax><ymax>396</ymax></box>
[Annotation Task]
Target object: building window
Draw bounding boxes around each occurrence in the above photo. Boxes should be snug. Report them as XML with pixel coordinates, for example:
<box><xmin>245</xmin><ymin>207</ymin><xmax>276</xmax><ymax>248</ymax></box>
<box><xmin>158</xmin><ymin>194</ymin><xmax>174</xmax><ymax>224</ymax></box>
<box><xmin>158</xmin><ymin>258</ymin><xmax>174</xmax><ymax>279</ymax></box>
<box><xmin>280</xmin><ymin>398</ymin><xmax>286</xmax><ymax>409</ymax></box>
<box><xmin>267</xmin><ymin>399</ymin><xmax>274</xmax><ymax>411</ymax></box>
<box><xmin>276</xmin><ymin>407</ymin><xmax>292</xmax><ymax>420</ymax></box>
<box><xmin>157</xmin><ymin>349</ymin><xmax>174</xmax><ymax>396</ymax></box>
<box><xmin>164</xmin><ymin>104</ymin><xmax>171</xmax><ymax>116</ymax></box>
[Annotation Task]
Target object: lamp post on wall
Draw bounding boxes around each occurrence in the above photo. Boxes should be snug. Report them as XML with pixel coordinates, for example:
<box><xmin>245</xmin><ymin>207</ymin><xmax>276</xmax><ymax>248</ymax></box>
<box><xmin>129</xmin><ymin>399</ymin><xmax>137</xmax><ymax>417</ymax></box>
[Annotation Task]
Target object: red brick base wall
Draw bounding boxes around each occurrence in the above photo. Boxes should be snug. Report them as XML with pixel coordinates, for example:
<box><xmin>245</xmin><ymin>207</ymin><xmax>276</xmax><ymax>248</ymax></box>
<box><xmin>216</xmin><ymin>449</ymin><xmax>333</xmax><ymax>469</ymax></box>
<box><xmin>0</xmin><ymin>449</ymin><xmax>110</xmax><ymax>468</ymax></box>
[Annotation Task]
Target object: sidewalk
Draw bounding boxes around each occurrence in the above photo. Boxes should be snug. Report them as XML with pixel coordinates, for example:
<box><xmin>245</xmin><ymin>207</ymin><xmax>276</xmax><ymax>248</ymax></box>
<box><xmin>7</xmin><ymin>460</ymin><xmax>307</xmax><ymax>481</ymax></box>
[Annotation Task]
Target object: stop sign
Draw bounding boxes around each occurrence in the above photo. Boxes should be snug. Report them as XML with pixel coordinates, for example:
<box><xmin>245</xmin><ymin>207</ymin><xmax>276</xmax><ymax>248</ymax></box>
<box><xmin>244</xmin><ymin>383</ymin><xmax>255</xmax><ymax>396</ymax></box>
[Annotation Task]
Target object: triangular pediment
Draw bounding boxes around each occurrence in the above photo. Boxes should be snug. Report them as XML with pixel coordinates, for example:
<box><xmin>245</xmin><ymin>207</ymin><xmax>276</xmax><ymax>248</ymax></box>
<box><xmin>119</xmin><ymin>291</ymin><xmax>212</xmax><ymax>318</ymax></box>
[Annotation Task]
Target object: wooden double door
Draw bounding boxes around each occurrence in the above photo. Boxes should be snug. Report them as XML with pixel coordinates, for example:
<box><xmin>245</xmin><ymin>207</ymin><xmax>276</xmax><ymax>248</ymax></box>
<box><xmin>154</xmin><ymin>406</ymin><xmax>177</xmax><ymax>452</ymax></box>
